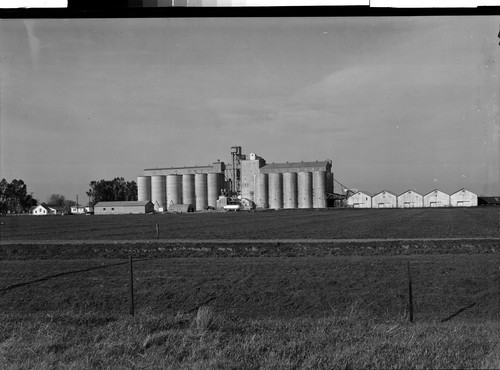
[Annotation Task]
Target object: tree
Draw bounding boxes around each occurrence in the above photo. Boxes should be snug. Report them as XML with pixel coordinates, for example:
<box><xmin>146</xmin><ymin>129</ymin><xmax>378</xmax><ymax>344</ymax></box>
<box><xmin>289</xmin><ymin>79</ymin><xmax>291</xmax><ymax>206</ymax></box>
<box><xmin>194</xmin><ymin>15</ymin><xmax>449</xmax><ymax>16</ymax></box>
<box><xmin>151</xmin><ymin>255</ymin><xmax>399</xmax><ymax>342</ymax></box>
<box><xmin>47</xmin><ymin>194</ymin><xmax>66</xmax><ymax>207</ymax></box>
<box><xmin>87</xmin><ymin>177</ymin><xmax>137</xmax><ymax>206</ymax></box>
<box><xmin>0</xmin><ymin>178</ymin><xmax>37</xmax><ymax>214</ymax></box>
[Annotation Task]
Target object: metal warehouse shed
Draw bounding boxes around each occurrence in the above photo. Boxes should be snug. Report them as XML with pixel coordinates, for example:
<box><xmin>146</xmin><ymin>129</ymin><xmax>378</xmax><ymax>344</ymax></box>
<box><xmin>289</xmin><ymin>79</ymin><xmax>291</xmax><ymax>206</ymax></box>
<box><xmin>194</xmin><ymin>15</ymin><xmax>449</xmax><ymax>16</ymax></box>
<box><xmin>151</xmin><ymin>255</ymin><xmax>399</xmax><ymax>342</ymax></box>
<box><xmin>423</xmin><ymin>189</ymin><xmax>450</xmax><ymax>208</ymax></box>
<box><xmin>347</xmin><ymin>191</ymin><xmax>372</xmax><ymax>208</ymax></box>
<box><xmin>94</xmin><ymin>201</ymin><xmax>154</xmax><ymax>215</ymax></box>
<box><xmin>372</xmin><ymin>190</ymin><xmax>397</xmax><ymax>208</ymax></box>
<box><xmin>450</xmin><ymin>188</ymin><xmax>477</xmax><ymax>207</ymax></box>
<box><xmin>397</xmin><ymin>190</ymin><xmax>423</xmax><ymax>208</ymax></box>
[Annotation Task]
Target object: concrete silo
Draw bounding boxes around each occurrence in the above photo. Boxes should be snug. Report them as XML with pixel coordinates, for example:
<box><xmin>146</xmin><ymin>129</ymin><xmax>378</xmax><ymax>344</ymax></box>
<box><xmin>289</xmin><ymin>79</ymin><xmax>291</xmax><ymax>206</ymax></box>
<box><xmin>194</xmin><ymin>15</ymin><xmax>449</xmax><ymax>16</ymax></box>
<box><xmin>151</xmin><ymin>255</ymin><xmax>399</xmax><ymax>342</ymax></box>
<box><xmin>326</xmin><ymin>172</ymin><xmax>334</xmax><ymax>194</ymax></box>
<box><xmin>298</xmin><ymin>172</ymin><xmax>313</xmax><ymax>209</ymax></box>
<box><xmin>268</xmin><ymin>173</ymin><xmax>283</xmax><ymax>210</ymax></box>
<box><xmin>255</xmin><ymin>173</ymin><xmax>269</xmax><ymax>209</ymax></box>
<box><xmin>182</xmin><ymin>174</ymin><xmax>195</xmax><ymax>206</ymax></box>
<box><xmin>167</xmin><ymin>175</ymin><xmax>182</xmax><ymax>206</ymax></box>
<box><xmin>313</xmin><ymin>171</ymin><xmax>327</xmax><ymax>208</ymax></box>
<box><xmin>137</xmin><ymin>176</ymin><xmax>151</xmax><ymax>202</ymax></box>
<box><xmin>151</xmin><ymin>175</ymin><xmax>166</xmax><ymax>211</ymax></box>
<box><xmin>195</xmin><ymin>173</ymin><xmax>208</xmax><ymax>211</ymax></box>
<box><xmin>283</xmin><ymin>172</ymin><xmax>298</xmax><ymax>209</ymax></box>
<box><xmin>207</xmin><ymin>173</ymin><xmax>219</xmax><ymax>209</ymax></box>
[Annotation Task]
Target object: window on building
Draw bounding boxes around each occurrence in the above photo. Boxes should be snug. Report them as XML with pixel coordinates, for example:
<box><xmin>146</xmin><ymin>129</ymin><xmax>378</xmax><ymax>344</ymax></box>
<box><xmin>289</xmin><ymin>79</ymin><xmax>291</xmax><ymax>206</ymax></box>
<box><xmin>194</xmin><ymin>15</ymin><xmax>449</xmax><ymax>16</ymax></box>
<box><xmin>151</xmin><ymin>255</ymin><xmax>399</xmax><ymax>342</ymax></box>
<box><xmin>103</xmin><ymin>208</ymin><xmax>106</xmax><ymax>210</ymax></box>
<box><xmin>111</xmin><ymin>208</ymin><xmax>114</xmax><ymax>210</ymax></box>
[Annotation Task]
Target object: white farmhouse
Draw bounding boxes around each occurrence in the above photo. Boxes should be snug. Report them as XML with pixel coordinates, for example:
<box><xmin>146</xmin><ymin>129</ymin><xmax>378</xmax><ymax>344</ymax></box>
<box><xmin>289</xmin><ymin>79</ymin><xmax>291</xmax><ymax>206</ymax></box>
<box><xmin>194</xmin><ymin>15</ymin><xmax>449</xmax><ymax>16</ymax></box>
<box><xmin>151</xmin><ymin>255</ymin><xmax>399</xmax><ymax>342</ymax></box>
<box><xmin>347</xmin><ymin>191</ymin><xmax>372</xmax><ymax>208</ymax></box>
<box><xmin>29</xmin><ymin>205</ymin><xmax>56</xmax><ymax>215</ymax></box>
<box><xmin>397</xmin><ymin>190</ymin><xmax>423</xmax><ymax>208</ymax></box>
<box><xmin>423</xmin><ymin>189</ymin><xmax>450</xmax><ymax>208</ymax></box>
<box><xmin>450</xmin><ymin>188</ymin><xmax>478</xmax><ymax>207</ymax></box>
<box><xmin>372</xmin><ymin>190</ymin><xmax>397</xmax><ymax>208</ymax></box>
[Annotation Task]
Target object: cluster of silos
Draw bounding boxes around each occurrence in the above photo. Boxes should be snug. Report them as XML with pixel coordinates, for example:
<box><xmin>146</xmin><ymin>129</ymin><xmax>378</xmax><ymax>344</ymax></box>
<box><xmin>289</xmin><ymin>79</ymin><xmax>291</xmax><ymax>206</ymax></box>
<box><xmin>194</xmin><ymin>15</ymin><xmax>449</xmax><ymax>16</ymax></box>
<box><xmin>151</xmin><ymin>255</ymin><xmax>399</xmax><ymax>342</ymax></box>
<box><xmin>256</xmin><ymin>171</ymin><xmax>330</xmax><ymax>210</ymax></box>
<box><xmin>138</xmin><ymin>174</ymin><xmax>224</xmax><ymax>211</ymax></box>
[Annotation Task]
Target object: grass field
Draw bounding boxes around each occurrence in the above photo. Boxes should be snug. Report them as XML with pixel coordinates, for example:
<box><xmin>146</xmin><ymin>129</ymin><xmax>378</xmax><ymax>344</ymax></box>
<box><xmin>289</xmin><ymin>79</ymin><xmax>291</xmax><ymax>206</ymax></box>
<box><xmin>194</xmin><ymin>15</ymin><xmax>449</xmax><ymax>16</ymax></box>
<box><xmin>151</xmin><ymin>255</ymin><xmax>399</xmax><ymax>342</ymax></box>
<box><xmin>0</xmin><ymin>207</ymin><xmax>498</xmax><ymax>368</ymax></box>
<box><xmin>1</xmin><ymin>207</ymin><xmax>499</xmax><ymax>241</ymax></box>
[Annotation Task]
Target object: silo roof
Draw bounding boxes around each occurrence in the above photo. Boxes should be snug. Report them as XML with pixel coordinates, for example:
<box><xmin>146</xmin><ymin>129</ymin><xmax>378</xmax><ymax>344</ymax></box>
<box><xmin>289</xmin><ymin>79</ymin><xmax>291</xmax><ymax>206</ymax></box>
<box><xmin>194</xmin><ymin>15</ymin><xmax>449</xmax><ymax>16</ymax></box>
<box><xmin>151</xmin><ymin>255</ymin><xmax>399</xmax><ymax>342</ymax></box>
<box><xmin>260</xmin><ymin>160</ymin><xmax>332</xmax><ymax>173</ymax></box>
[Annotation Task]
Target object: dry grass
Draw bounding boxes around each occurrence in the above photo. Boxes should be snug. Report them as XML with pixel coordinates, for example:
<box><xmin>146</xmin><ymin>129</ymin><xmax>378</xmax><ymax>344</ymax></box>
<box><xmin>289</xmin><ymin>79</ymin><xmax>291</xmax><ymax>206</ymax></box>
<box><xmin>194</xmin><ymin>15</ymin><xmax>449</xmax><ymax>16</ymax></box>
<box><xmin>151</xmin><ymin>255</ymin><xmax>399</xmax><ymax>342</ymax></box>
<box><xmin>0</xmin><ymin>306</ymin><xmax>498</xmax><ymax>369</ymax></box>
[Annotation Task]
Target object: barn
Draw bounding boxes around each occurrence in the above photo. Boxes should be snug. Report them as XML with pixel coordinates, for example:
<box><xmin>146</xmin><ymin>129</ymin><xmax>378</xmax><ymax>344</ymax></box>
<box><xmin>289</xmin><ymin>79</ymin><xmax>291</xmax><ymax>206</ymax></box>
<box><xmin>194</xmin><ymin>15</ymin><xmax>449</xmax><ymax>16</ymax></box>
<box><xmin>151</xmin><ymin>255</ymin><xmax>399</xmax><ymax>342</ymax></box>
<box><xmin>397</xmin><ymin>190</ymin><xmax>423</xmax><ymax>208</ymax></box>
<box><xmin>450</xmin><ymin>188</ymin><xmax>478</xmax><ymax>207</ymax></box>
<box><xmin>94</xmin><ymin>201</ymin><xmax>154</xmax><ymax>215</ymax></box>
<box><xmin>347</xmin><ymin>191</ymin><xmax>372</xmax><ymax>208</ymax></box>
<box><xmin>372</xmin><ymin>190</ymin><xmax>397</xmax><ymax>208</ymax></box>
<box><xmin>423</xmin><ymin>189</ymin><xmax>450</xmax><ymax>208</ymax></box>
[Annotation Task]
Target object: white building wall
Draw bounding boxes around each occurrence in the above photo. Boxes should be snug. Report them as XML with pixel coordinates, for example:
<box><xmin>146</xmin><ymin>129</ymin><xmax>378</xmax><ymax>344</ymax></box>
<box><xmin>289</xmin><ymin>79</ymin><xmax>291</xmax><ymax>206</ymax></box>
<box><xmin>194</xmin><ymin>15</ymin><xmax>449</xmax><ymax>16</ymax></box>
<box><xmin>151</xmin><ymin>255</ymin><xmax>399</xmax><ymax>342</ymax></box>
<box><xmin>347</xmin><ymin>192</ymin><xmax>372</xmax><ymax>208</ymax></box>
<box><xmin>423</xmin><ymin>190</ymin><xmax>450</xmax><ymax>207</ymax></box>
<box><xmin>372</xmin><ymin>191</ymin><xmax>397</xmax><ymax>208</ymax></box>
<box><xmin>397</xmin><ymin>191</ymin><xmax>423</xmax><ymax>208</ymax></box>
<box><xmin>450</xmin><ymin>189</ymin><xmax>478</xmax><ymax>207</ymax></box>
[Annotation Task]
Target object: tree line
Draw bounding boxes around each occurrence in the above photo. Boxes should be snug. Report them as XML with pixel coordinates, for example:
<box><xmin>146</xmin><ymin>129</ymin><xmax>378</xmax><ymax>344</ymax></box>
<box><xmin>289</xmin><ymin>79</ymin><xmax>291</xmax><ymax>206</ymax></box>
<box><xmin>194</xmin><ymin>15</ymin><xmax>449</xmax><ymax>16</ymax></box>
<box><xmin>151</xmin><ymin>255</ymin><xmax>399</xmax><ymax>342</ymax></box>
<box><xmin>86</xmin><ymin>177</ymin><xmax>137</xmax><ymax>206</ymax></box>
<box><xmin>1</xmin><ymin>177</ymin><xmax>137</xmax><ymax>214</ymax></box>
<box><xmin>0</xmin><ymin>179</ymin><xmax>37</xmax><ymax>214</ymax></box>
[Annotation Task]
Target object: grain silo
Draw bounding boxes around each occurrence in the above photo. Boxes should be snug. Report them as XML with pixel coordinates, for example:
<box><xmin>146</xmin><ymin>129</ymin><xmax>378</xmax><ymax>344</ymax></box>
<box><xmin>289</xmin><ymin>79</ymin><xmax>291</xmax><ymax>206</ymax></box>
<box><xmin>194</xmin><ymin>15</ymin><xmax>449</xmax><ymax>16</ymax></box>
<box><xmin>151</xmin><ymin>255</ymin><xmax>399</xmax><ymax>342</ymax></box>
<box><xmin>255</xmin><ymin>173</ymin><xmax>269</xmax><ymax>208</ymax></box>
<box><xmin>207</xmin><ymin>173</ymin><xmax>219</xmax><ymax>209</ymax></box>
<box><xmin>137</xmin><ymin>176</ymin><xmax>151</xmax><ymax>202</ymax></box>
<box><xmin>298</xmin><ymin>172</ymin><xmax>313</xmax><ymax>209</ymax></box>
<box><xmin>151</xmin><ymin>175</ymin><xmax>166</xmax><ymax>211</ymax></box>
<box><xmin>268</xmin><ymin>173</ymin><xmax>283</xmax><ymax>210</ymax></box>
<box><xmin>423</xmin><ymin>189</ymin><xmax>450</xmax><ymax>207</ymax></box>
<box><xmin>195</xmin><ymin>173</ymin><xmax>208</xmax><ymax>211</ymax></box>
<box><xmin>397</xmin><ymin>190</ymin><xmax>423</xmax><ymax>208</ymax></box>
<box><xmin>450</xmin><ymin>188</ymin><xmax>477</xmax><ymax>207</ymax></box>
<box><xmin>167</xmin><ymin>175</ymin><xmax>182</xmax><ymax>206</ymax></box>
<box><xmin>372</xmin><ymin>190</ymin><xmax>397</xmax><ymax>208</ymax></box>
<box><xmin>283</xmin><ymin>172</ymin><xmax>298</xmax><ymax>209</ymax></box>
<box><xmin>182</xmin><ymin>174</ymin><xmax>195</xmax><ymax>206</ymax></box>
<box><xmin>326</xmin><ymin>172</ymin><xmax>334</xmax><ymax>194</ymax></box>
<box><xmin>312</xmin><ymin>171</ymin><xmax>327</xmax><ymax>208</ymax></box>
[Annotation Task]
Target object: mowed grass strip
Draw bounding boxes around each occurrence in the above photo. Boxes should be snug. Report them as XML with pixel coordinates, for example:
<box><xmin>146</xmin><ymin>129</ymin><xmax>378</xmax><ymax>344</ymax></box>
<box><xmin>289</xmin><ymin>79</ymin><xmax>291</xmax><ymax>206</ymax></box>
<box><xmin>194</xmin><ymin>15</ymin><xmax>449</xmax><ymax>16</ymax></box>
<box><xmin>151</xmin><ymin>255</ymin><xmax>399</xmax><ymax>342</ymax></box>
<box><xmin>1</xmin><ymin>207</ymin><xmax>499</xmax><ymax>241</ymax></box>
<box><xmin>1</xmin><ymin>254</ymin><xmax>498</xmax><ymax>321</ymax></box>
<box><xmin>0</xmin><ymin>308</ymin><xmax>498</xmax><ymax>369</ymax></box>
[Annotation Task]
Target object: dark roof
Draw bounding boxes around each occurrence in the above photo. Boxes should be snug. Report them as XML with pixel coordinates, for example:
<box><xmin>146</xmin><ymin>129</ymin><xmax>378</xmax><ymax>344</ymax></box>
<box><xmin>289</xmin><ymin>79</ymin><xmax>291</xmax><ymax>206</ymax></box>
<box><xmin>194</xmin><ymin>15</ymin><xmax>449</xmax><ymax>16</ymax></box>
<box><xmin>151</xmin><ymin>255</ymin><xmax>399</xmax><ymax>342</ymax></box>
<box><xmin>94</xmin><ymin>201</ymin><xmax>152</xmax><ymax>207</ymax></box>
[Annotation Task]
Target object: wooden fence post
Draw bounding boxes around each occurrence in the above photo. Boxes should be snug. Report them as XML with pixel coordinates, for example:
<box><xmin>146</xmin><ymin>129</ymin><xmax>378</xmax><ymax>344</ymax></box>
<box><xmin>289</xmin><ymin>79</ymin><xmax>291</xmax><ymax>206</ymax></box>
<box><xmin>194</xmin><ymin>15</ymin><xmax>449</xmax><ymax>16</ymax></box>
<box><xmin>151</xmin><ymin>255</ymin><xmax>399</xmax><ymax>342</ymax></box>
<box><xmin>156</xmin><ymin>223</ymin><xmax>159</xmax><ymax>239</ymax></box>
<box><xmin>407</xmin><ymin>261</ymin><xmax>413</xmax><ymax>323</ymax></box>
<box><xmin>129</xmin><ymin>255</ymin><xmax>134</xmax><ymax>316</ymax></box>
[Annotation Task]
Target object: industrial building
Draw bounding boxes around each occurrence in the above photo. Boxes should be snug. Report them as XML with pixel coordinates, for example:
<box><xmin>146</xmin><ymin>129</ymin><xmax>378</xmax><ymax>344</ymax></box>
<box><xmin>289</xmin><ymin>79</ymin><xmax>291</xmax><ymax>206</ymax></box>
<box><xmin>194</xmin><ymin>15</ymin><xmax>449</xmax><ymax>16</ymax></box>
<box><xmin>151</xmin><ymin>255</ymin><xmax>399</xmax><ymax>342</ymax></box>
<box><xmin>450</xmin><ymin>188</ymin><xmax>478</xmax><ymax>207</ymax></box>
<box><xmin>372</xmin><ymin>190</ymin><xmax>397</xmax><ymax>208</ymax></box>
<box><xmin>423</xmin><ymin>190</ymin><xmax>450</xmax><ymax>208</ymax></box>
<box><xmin>346</xmin><ymin>191</ymin><xmax>372</xmax><ymax>208</ymax></box>
<box><xmin>397</xmin><ymin>190</ymin><xmax>423</xmax><ymax>208</ymax></box>
<box><xmin>94</xmin><ymin>201</ymin><xmax>154</xmax><ymax>215</ymax></box>
<box><xmin>137</xmin><ymin>146</ymin><xmax>337</xmax><ymax>211</ymax></box>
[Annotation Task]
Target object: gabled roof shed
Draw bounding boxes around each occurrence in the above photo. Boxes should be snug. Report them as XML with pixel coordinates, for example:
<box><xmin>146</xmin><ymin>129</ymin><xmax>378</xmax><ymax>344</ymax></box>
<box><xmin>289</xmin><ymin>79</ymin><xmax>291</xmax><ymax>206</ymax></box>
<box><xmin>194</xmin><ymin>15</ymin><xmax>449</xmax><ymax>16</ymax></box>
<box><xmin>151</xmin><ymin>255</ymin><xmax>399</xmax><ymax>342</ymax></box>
<box><xmin>372</xmin><ymin>190</ymin><xmax>397</xmax><ymax>208</ymax></box>
<box><xmin>397</xmin><ymin>190</ymin><xmax>423</xmax><ymax>208</ymax></box>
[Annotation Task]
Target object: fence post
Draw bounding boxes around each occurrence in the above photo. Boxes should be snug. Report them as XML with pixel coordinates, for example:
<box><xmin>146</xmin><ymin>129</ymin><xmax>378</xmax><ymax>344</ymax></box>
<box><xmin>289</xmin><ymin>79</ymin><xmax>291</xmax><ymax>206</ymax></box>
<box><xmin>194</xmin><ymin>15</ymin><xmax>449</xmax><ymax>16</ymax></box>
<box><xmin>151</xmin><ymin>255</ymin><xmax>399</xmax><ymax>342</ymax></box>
<box><xmin>129</xmin><ymin>255</ymin><xmax>134</xmax><ymax>316</ymax></box>
<box><xmin>407</xmin><ymin>261</ymin><xmax>413</xmax><ymax>323</ymax></box>
<box><xmin>156</xmin><ymin>223</ymin><xmax>159</xmax><ymax>239</ymax></box>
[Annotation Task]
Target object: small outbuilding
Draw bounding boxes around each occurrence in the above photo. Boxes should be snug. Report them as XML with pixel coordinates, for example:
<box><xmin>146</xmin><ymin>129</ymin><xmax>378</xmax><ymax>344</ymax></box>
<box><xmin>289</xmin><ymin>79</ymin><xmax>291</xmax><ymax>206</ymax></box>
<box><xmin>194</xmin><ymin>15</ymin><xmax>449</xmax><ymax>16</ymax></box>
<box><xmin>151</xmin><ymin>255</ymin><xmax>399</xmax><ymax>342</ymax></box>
<box><xmin>30</xmin><ymin>204</ymin><xmax>57</xmax><ymax>215</ymax></box>
<box><xmin>94</xmin><ymin>201</ymin><xmax>154</xmax><ymax>215</ymax></box>
<box><xmin>372</xmin><ymin>190</ymin><xmax>397</xmax><ymax>208</ymax></box>
<box><xmin>397</xmin><ymin>190</ymin><xmax>423</xmax><ymax>208</ymax></box>
<box><xmin>423</xmin><ymin>189</ymin><xmax>450</xmax><ymax>208</ymax></box>
<box><xmin>168</xmin><ymin>204</ymin><xmax>195</xmax><ymax>213</ymax></box>
<box><xmin>347</xmin><ymin>191</ymin><xmax>372</xmax><ymax>208</ymax></box>
<box><xmin>450</xmin><ymin>188</ymin><xmax>478</xmax><ymax>207</ymax></box>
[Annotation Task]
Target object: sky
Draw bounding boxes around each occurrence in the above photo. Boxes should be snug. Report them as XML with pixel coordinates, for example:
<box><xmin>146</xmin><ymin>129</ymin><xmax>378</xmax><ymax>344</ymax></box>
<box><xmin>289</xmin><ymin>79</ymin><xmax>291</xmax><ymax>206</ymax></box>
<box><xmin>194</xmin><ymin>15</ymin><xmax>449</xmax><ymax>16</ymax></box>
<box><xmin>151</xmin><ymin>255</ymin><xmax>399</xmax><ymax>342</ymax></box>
<box><xmin>1</xmin><ymin>16</ymin><xmax>499</xmax><ymax>203</ymax></box>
